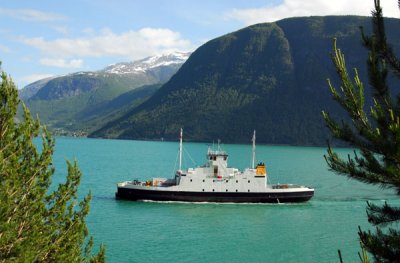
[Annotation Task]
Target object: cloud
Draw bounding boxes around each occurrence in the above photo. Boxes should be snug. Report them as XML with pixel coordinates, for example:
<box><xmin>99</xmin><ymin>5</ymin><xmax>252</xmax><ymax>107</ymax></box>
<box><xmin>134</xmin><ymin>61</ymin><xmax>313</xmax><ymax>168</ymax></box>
<box><xmin>39</xmin><ymin>58</ymin><xmax>84</xmax><ymax>68</ymax></box>
<box><xmin>53</xmin><ymin>26</ymin><xmax>69</xmax><ymax>35</ymax></box>
<box><xmin>19</xmin><ymin>27</ymin><xmax>194</xmax><ymax>60</ymax></box>
<box><xmin>21</xmin><ymin>56</ymin><xmax>32</xmax><ymax>63</ymax></box>
<box><xmin>225</xmin><ymin>0</ymin><xmax>400</xmax><ymax>25</ymax></box>
<box><xmin>82</xmin><ymin>27</ymin><xmax>95</xmax><ymax>35</ymax></box>
<box><xmin>0</xmin><ymin>44</ymin><xmax>11</xmax><ymax>53</ymax></box>
<box><xmin>0</xmin><ymin>8</ymin><xmax>66</xmax><ymax>22</ymax></box>
<box><xmin>19</xmin><ymin>73</ymin><xmax>54</xmax><ymax>86</ymax></box>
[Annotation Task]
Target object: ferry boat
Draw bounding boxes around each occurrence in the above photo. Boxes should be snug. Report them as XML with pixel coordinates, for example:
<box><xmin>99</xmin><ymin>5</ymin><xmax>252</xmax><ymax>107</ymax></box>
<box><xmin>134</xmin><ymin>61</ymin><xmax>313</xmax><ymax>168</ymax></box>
<box><xmin>116</xmin><ymin>129</ymin><xmax>314</xmax><ymax>203</ymax></box>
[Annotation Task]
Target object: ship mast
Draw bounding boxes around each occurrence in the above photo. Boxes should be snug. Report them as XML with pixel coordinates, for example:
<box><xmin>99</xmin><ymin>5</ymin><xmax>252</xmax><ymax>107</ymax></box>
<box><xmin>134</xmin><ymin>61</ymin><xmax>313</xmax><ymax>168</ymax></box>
<box><xmin>179</xmin><ymin>128</ymin><xmax>183</xmax><ymax>171</ymax></box>
<box><xmin>252</xmin><ymin>130</ymin><xmax>256</xmax><ymax>169</ymax></box>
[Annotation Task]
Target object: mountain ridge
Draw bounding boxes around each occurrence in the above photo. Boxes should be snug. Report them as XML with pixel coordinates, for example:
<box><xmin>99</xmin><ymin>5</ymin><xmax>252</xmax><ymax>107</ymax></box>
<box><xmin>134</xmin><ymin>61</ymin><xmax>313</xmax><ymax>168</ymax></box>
<box><xmin>90</xmin><ymin>16</ymin><xmax>400</xmax><ymax>145</ymax></box>
<box><xmin>20</xmin><ymin>51</ymin><xmax>191</xmax><ymax>100</ymax></box>
<box><xmin>102</xmin><ymin>52</ymin><xmax>190</xmax><ymax>75</ymax></box>
<box><xmin>20</xmin><ymin>52</ymin><xmax>190</xmax><ymax>133</ymax></box>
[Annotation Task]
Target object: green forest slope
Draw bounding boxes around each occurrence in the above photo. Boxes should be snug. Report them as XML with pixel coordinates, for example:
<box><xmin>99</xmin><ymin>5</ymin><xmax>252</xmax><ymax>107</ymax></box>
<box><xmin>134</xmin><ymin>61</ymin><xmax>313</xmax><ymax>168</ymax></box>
<box><xmin>91</xmin><ymin>16</ymin><xmax>400</xmax><ymax>145</ymax></box>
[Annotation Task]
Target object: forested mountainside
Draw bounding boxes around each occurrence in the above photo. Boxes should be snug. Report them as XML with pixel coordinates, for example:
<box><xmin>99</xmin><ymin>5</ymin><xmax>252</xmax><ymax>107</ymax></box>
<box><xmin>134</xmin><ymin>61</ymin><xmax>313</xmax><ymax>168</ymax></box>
<box><xmin>91</xmin><ymin>16</ymin><xmax>400</xmax><ymax>145</ymax></box>
<box><xmin>20</xmin><ymin>52</ymin><xmax>189</xmax><ymax>134</ymax></box>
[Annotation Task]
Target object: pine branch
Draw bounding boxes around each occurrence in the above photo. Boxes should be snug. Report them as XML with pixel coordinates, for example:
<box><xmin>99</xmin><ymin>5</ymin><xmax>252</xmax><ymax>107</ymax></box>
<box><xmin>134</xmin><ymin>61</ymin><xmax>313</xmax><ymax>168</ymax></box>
<box><xmin>0</xmin><ymin>65</ymin><xmax>105</xmax><ymax>261</ymax></box>
<box><xmin>359</xmin><ymin>226</ymin><xmax>400</xmax><ymax>262</ymax></box>
<box><xmin>325</xmin><ymin>1</ymin><xmax>400</xmax><ymax>261</ymax></box>
<box><xmin>367</xmin><ymin>201</ymin><xmax>400</xmax><ymax>226</ymax></box>
<box><xmin>325</xmin><ymin>147</ymin><xmax>390</xmax><ymax>187</ymax></box>
<box><xmin>369</xmin><ymin>0</ymin><xmax>400</xmax><ymax>76</ymax></box>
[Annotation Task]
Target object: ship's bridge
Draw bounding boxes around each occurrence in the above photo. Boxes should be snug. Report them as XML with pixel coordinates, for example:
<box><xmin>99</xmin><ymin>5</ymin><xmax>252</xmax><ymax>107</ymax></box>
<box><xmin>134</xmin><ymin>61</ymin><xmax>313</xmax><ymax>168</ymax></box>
<box><xmin>207</xmin><ymin>149</ymin><xmax>228</xmax><ymax>162</ymax></box>
<box><xmin>207</xmin><ymin>148</ymin><xmax>229</xmax><ymax>177</ymax></box>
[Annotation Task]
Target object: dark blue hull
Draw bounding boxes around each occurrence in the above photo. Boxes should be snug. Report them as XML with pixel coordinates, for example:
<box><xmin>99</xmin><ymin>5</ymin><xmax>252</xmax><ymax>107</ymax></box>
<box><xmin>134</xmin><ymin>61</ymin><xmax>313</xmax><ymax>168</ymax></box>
<box><xmin>116</xmin><ymin>187</ymin><xmax>314</xmax><ymax>203</ymax></box>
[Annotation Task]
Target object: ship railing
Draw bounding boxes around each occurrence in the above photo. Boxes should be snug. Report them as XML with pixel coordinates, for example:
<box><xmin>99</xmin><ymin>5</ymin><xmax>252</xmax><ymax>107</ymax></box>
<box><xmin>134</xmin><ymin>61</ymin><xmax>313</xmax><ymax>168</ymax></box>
<box><xmin>207</xmin><ymin>149</ymin><xmax>228</xmax><ymax>156</ymax></box>
<box><xmin>272</xmin><ymin>184</ymin><xmax>305</xmax><ymax>189</ymax></box>
<box><xmin>129</xmin><ymin>180</ymin><xmax>145</xmax><ymax>186</ymax></box>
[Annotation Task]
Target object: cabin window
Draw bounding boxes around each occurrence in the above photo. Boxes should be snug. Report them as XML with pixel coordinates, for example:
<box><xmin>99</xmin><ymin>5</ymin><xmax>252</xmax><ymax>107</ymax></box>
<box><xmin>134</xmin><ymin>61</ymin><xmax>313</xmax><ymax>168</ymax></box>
<box><xmin>226</xmin><ymin>189</ymin><xmax>228</xmax><ymax>192</ymax></box>
<box><xmin>203</xmin><ymin>179</ymin><xmax>205</xmax><ymax>182</ymax></box>
<box><xmin>236</xmin><ymin>189</ymin><xmax>238</xmax><ymax>192</ymax></box>
<box><xmin>190</xmin><ymin>179</ymin><xmax>192</xmax><ymax>182</ymax></box>
<box><xmin>202</xmin><ymin>189</ymin><xmax>204</xmax><ymax>192</ymax></box>
<box><xmin>226</xmin><ymin>180</ymin><xmax>228</xmax><ymax>183</ymax></box>
<box><xmin>248</xmin><ymin>180</ymin><xmax>250</xmax><ymax>183</ymax></box>
<box><xmin>213</xmin><ymin>189</ymin><xmax>215</xmax><ymax>192</ymax></box>
<box><xmin>236</xmin><ymin>180</ymin><xmax>238</xmax><ymax>183</ymax></box>
<box><xmin>248</xmin><ymin>189</ymin><xmax>250</xmax><ymax>192</ymax></box>
<box><xmin>213</xmin><ymin>180</ymin><xmax>215</xmax><ymax>182</ymax></box>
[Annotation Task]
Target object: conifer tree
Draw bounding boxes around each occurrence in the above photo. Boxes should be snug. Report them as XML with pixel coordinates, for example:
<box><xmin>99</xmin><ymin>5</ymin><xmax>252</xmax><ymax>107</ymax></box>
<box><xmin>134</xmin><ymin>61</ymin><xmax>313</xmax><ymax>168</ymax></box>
<box><xmin>322</xmin><ymin>0</ymin><xmax>400</xmax><ymax>261</ymax></box>
<box><xmin>0</xmin><ymin>65</ymin><xmax>105</xmax><ymax>261</ymax></box>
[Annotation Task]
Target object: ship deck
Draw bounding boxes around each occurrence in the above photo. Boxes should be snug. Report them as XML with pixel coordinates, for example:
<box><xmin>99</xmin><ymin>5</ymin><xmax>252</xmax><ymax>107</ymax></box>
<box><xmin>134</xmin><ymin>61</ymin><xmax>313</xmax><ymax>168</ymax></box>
<box><xmin>116</xmin><ymin>184</ymin><xmax>314</xmax><ymax>203</ymax></box>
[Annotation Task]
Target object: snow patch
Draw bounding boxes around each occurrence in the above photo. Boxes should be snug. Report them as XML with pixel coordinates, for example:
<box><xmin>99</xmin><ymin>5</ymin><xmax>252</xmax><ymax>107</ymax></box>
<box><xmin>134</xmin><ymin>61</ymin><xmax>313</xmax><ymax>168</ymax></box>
<box><xmin>101</xmin><ymin>51</ymin><xmax>191</xmax><ymax>75</ymax></box>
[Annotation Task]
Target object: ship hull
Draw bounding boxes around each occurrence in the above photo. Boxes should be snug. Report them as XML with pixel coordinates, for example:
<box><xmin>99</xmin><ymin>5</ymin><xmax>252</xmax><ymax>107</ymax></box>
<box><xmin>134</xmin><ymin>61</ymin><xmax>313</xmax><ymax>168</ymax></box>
<box><xmin>116</xmin><ymin>187</ymin><xmax>314</xmax><ymax>203</ymax></box>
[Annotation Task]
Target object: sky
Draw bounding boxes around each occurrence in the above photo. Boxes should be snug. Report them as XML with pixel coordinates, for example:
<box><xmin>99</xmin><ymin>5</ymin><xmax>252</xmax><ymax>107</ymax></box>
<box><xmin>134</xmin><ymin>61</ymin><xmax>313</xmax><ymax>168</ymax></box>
<box><xmin>0</xmin><ymin>0</ymin><xmax>399</xmax><ymax>88</ymax></box>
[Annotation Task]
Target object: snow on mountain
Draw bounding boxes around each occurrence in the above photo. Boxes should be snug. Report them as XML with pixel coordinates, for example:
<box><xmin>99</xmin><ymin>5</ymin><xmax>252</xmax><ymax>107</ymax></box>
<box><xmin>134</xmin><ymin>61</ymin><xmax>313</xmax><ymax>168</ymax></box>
<box><xmin>20</xmin><ymin>51</ymin><xmax>191</xmax><ymax>100</ymax></box>
<box><xmin>102</xmin><ymin>52</ymin><xmax>191</xmax><ymax>75</ymax></box>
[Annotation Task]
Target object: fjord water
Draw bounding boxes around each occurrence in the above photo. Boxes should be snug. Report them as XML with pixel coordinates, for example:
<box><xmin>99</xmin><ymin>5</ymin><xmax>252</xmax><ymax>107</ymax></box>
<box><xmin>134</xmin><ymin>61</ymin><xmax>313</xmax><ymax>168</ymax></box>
<box><xmin>50</xmin><ymin>137</ymin><xmax>398</xmax><ymax>262</ymax></box>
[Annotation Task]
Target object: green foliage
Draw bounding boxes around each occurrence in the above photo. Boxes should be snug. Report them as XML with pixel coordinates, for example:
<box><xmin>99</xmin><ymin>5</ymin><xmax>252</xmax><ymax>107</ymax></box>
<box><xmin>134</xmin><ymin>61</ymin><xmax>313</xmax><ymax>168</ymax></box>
<box><xmin>323</xmin><ymin>1</ymin><xmax>400</xmax><ymax>261</ymax></box>
<box><xmin>0</xmin><ymin>68</ymin><xmax>105</xmax><ymax>261</ymax></box>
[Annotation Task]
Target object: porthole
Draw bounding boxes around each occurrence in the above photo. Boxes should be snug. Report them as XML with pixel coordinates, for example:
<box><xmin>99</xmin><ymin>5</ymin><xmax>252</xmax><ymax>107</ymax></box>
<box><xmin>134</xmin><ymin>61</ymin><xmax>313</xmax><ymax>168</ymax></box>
<box><xmin>202</xmin><ymin>189</ymin><xmax>204</xmax><ymax>192</ymax></box>
<box><xmin>226</xmin><ymin>180</ymin><xmax>229</xmax><ymax>183</ymax></box>
<box><xmin>248</xmin><ymin>180</ymin><xmax>250</xmax><ymax>183</ymax></box>
<box><xmin>236</xmin><ymin>180</ymin><xmax>238</xmax><ymax>183</ymax></box>
<box><xmin>213</xmin><ymin>189</ymin><xmax>215</xmax><ymax>192</ymax></box>
<box><xmin>248</xmin><ymin>189</ymin><xmax>250</xmax><ymax>192</ymax></box>
<box><xmin>190</xmin><ymin>179</ymin><xmax>192</xmax><ymax>182</ymax></box>
<box><xmin>203</xmin><ymin>179</ymin><xmax>205</xmax><ymax>182</ymax></box>
<box><xmin>226</xmin><ymin>189</ymin><xmax>228</xmax><ymax>192</ymax></box>
<box><xmin>236</xmin><ymin>189</ymin><xmax>238</xmax><ymax>192</ymax></box>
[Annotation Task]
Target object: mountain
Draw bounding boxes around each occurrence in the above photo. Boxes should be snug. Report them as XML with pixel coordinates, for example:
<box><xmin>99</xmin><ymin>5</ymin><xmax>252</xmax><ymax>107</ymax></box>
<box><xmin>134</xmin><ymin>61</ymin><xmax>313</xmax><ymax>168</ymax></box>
<box><xmin>90</xmin><ymin>16</ymin><xmax>400</xmax><ymax>145</ymax></box>
<box><xmin>19</xmin><ymin>76</ymin><xmax>56</xmax><ymax>100</ymax></box>
<box><xmin>102</xmin><ymin>52</ymin><xmax>189</xmax><ymax>81</ymax></box>
<box><xmin>20</xmin><ymin>52</ymin><xmax>190</xmax><ymax>133</ymax></box>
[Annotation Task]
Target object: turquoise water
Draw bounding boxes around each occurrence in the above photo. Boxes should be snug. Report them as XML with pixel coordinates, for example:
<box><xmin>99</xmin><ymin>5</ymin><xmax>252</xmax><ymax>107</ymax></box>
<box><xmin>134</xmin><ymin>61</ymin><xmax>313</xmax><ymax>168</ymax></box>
<box><xmin>49</xmin><ymin>137</ymin><xmax>399</xmax><ymax>263</ymax></box>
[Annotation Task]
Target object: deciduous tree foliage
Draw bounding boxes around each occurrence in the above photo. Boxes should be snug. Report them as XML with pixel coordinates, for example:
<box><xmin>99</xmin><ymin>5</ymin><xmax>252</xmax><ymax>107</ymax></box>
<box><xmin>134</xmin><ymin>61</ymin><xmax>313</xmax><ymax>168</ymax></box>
<box><xmin>0</xmin><ymin>66</ymin><xmax>105</xmax><ymax>262</ymax></box>
<box><xmin>323</xmin><ymin>0</ymin><xmax>400</xmax><ymax>261</ymax></box>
